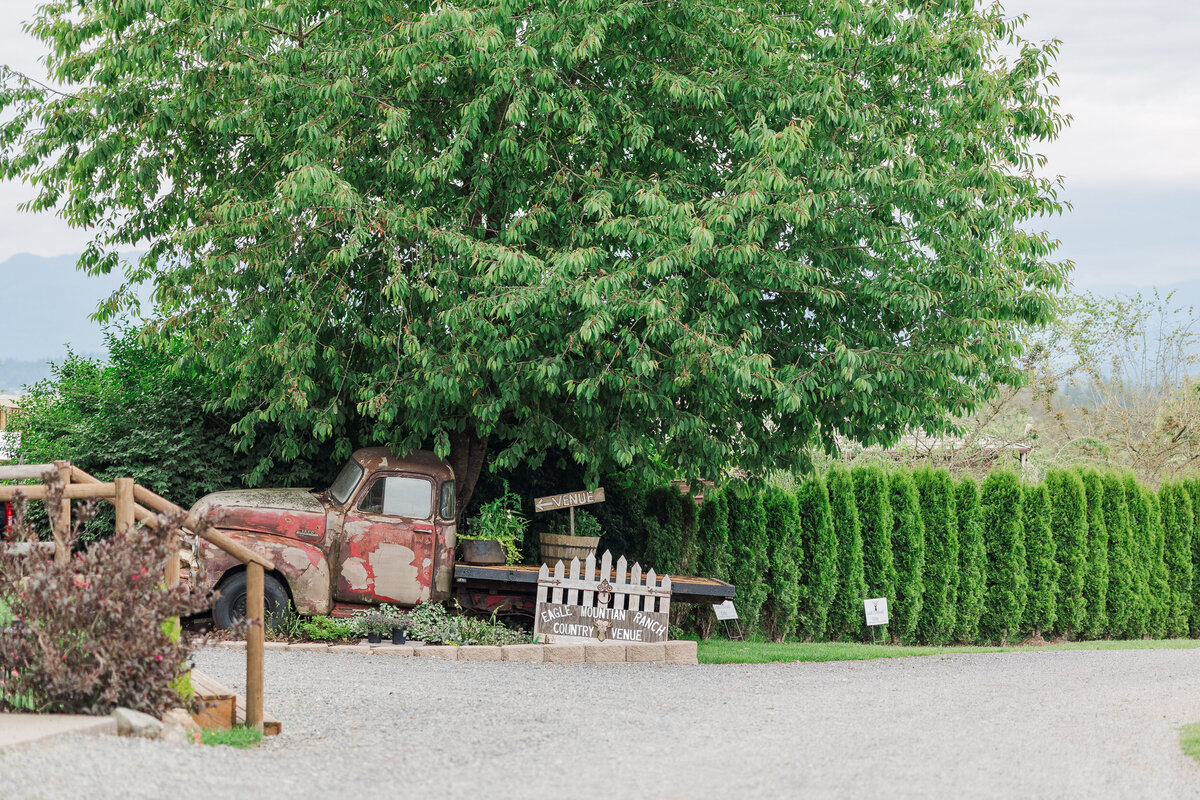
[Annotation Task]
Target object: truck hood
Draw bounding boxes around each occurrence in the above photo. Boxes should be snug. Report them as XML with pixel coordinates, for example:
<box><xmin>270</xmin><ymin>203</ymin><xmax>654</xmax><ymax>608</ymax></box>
<box><xmin>192</xmin><ymin>488</ymin><xmax>328</xmax><ymax>541</ymax></box>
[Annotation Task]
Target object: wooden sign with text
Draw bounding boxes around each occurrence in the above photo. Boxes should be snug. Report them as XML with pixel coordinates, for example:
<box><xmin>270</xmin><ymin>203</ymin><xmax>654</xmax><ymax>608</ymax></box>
<box><xmin>533</xmin><ymin>487</ymin><xmax>606</xmax><ymax>513</ymax></box>
<box><xmin>533</xmin><ymin>550</ymin><xmax>672</xmax><ymax>644</ymax></box>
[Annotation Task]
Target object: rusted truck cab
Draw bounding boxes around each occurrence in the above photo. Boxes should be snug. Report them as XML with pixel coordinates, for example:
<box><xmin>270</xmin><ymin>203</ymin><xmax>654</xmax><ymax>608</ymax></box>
<box><xmin>194</xmin><ymin>448</ymin><xmax>456</xmax><ymax>627</ymax></box>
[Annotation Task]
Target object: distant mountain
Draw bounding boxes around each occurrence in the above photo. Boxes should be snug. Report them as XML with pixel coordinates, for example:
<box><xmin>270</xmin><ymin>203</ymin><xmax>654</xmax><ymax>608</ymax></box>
<box><xmin>0</xmin><ymin>252</ymin><xmax>135</xmax><ymax>361</ymax></box>
<box><xmin>0</xmin><ymin>358</ymin><xmax>53</xmax><ymax>394</ymax></box>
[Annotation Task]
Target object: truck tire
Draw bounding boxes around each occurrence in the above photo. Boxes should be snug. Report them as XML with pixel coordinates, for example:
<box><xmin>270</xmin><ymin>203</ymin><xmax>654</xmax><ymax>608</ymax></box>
<box><xmin>212</xmin><ymin>571</ymin><xmax>292</xmax><ymax>630</ymax></box>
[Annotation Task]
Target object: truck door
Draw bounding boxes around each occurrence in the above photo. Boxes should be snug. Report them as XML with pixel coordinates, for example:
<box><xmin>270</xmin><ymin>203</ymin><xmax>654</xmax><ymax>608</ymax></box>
<box><xmin>335</xmin><ymin>472</ymin><xmax>437</xmax><ymax>605</ymax></box>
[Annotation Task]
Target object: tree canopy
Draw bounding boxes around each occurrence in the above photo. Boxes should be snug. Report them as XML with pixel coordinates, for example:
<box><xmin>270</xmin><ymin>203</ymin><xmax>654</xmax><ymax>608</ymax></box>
<box><xmin>0</xmin><ymin>0</ymin><xmax>1067</xmax><ymax>503</ymax></box>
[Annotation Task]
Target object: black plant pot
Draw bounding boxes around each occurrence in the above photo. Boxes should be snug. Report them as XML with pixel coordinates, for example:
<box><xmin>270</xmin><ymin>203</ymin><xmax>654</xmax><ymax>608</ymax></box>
<box><xmin>392</xmin><ymin>627</ymin><xmax>408</xmax><ymax>645</ymax></box>
<box><xmin>367</xmin><ymin>632</ymin><xmax>383</xmax><ymax>644</ymax></box>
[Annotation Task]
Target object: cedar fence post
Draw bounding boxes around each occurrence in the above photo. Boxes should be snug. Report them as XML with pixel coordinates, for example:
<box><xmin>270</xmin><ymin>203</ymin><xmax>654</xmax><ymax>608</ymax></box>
<box><xmin>115</xmin><ymin>477</ymin><xmax>135</xmax><ymax>539</ymax></box>
<box><xmin>245</xmin><ymin>561</ymin><xmax>265</xmax><ymax>733</ymax></box>
<box><xmin>53</xmin><ymin>460</ymin><xmax>71</xmax><ymax>564</ymax></box>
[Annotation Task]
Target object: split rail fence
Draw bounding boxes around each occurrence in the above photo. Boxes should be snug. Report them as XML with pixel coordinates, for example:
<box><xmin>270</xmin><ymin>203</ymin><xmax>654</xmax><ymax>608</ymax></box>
<box><xmin>0</xmin><ymin>460</ymin><xmax>270</xmax><ymax>731</ymax></box>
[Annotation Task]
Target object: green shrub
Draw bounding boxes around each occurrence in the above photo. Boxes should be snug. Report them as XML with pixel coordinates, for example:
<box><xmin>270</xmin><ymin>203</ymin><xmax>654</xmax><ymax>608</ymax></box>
<box><xmin>1144</xmin><ymin>488</ymin><xmax>1170</xmax><ymax>638</ymax></box>
<box><xmin>913</xmin><ymin>468</ymin><xmax>958</xmax><ymax>645</ymax></box>
<box><xmin>1160</xmin><ymin>482</ymin><xmax>1193</xmax><ymax>638</ymax></box>
<box><xmin>796</xmin><ymin>475</ymin><xmax>838</xmax><ymax>640</ymax></box>
<box><xmin>1186</xmin><ymin>479</ymin><xmax>1200</xmax><ymax>634</ymax></box>
<box><xmin>761</xmin><ymin>487</ymin><xmax>802</xmax><ymax>642</ymax></box>
<box><xmin>979</xmin><ymin>471</ymin><xmax>1026</xmax><ymax>644</ymax></box>
<box><xmin>826</xmin><ymin>466</ymin><xmax>865</xmax><ymax>641</ymax></box>
<box><xmin>727</xmin><ymin>487</ymin><xmax>770</xmax><ymax>634</ymax></box>
<box><xmin>1124</xmin><ymin>476</ymin><xmax>1153</xmax><ymax>637</ymax></box>
<box><xmin>954</xmin><ymin>477</ymin><xmax>987</xmax><ymax>644</ymax></box>
<box><xmin>643</xmin><ymin>486</ymin><xmax>685</xmax><ymax>575</ymax></box>
<box><xmin>694</xmin><ymin>487</ymin><xmax>731</xmax><ymax>639</ymax></box>
<box><xmin>854</xmin><ymin>466</ymin><xmax>896</xmax><ymax>639</ymax></box>
<box><xmin>1045</xmin><ymin>469</ymin><xmax>1087</xmax><ymax>636</ymax></box>
<box><xmin>1022</xmin><ymin>482</ymin><xmax>1057</xmax><ymax>637</ymax></box>
<box><xmin>463</xmin><ymin>481</ymin><xmax>527</xmax><ymax>565</ymax></box>
<box><xmin>888</xmin><ymin>470</ymin><xmax>925</xmax><ymax>644</ymax></box>
<box><xmin>1102</xmin><ymin>473</ymin><xmax>1136</xmax><ymax>638</ymax></box>
<box><xmin>1079</xmin><ymin>469</ymin><xmax>1109</xmax><ymax>639</ymax></box>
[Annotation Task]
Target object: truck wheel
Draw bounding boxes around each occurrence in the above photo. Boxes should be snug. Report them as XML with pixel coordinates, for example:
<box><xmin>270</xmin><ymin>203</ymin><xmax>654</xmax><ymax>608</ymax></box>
<box><xmin>212</xmin><ymin>571</ymin><xmax>292</xmax><ymax>630</ymax></box>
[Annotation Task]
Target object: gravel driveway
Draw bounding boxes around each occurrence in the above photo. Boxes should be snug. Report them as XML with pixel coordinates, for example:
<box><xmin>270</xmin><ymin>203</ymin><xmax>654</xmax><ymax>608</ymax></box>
<box><xmin>2</xmin><ymin>647</ymin><xmax>1199</xmax><ymax>799</ymax></box>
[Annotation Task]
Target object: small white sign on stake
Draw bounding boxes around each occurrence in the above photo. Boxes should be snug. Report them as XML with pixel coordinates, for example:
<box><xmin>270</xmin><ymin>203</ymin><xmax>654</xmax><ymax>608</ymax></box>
<box><xmin>863</xmin><ymin>598</ymin><xmax>889</xmax><ymax>627</ymax></box>
<box><xmin>713</xmin><ymin>600</ymin><xmax>738</xmax><ymax>621</ymax></box>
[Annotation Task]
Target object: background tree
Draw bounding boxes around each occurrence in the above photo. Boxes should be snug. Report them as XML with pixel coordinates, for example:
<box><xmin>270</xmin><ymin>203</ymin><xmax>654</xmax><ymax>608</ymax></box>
<box><xmin>854</xmin><ymin>466</ymin><xmax>896</xmax><ymax>639</ymax></box>
<box><xmin>0</xmin><ymin>1</ymin><xmax>1069</xmax><ymax>507</ymax></box>
<box><xmin>1022</xmin><ymin>482</ymin><xmax>1057</xmax><ymax>638</ymax></box>
<box><xmin>726</xmin><ymin>489</ymin><xmax>769</xmax><ymax>634</ymax></box>
<box><xmin>1045</xmin><ymin>469</ymin><xmax>1088</xmax><ymax>636</ymax></box>
<box><xmin>1079</xmin><ymin>469</ymin><xmax>1109</xmax><ymax>638</ymax></box>
<box><xmin>914</xmin><ymin>468</ymin><xmax>959</xmax><ymax>644</ymax></box>
<box><xmin>796</xmin><ymin>475</ymin><xmax>838</xmax><ymax>640</ymax></box>
<box><xmin>761</xmin><ymin>487</ymin><xmax>802</xmax><ymax>642</ymax></box>
<box><xmin>827</xmin><ymin>467</ymin><xmax>865</xmax><ymax>640</ymax></box>
<box><xmin>979</xmin><ymin>472</ymin><xmax>1027</xmax><ymax>644</ymax></box>
<box><xmin>954</xmin><ymin>477</ymin><xmax>987</xmax><ymax>644</ymax></box>
<box><xmin>888</xmin><ymin>471</ymin><xmax>925</xmax><ymax>644</ymax></box>
<box><xmin>1102</xmin><ymin>473</ymin><xmax>1136</xmax><ymax>637</ymax></box>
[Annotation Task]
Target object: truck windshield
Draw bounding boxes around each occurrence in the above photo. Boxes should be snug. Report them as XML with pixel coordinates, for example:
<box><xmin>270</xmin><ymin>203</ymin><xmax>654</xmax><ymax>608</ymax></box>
<box><xmin>329</xmin><ymin>459</ymin><xmax>364</xmax><ymax>505</ymax></box>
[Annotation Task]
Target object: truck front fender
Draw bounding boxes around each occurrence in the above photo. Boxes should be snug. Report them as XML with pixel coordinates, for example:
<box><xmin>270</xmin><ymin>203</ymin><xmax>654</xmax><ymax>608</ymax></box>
<box><xmin>201</xmin><ymin>531</ymin><xmax>332</xmax><ymax>616</ymax></box>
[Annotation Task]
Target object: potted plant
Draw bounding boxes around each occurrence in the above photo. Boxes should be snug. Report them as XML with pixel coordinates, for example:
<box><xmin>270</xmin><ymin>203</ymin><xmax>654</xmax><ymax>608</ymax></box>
<box><xmin>356</xmin><ymin>612</ymin><xmax>394</xmax><ymax>644</ymax></box>
<box><xmin>460</xmin><ymin>482</ymin><xmax>526</xmax><ymax>566</ymax></box>
<box><xmin>539</xmin><ymin>507</ymin><xmax>602</xmax><ymax>565</ymax></box>
<box><xmin>391</xmin><ymin>621</ymin><xmax>409</xmax><ymax>645</ymax></box>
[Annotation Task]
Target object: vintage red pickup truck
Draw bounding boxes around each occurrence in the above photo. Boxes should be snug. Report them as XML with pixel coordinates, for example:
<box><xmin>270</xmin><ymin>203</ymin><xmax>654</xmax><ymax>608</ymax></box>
<box><xmin>190</xmin><ymin>447</ymin><xmax>733</xmax><ymax>627</ymax></box>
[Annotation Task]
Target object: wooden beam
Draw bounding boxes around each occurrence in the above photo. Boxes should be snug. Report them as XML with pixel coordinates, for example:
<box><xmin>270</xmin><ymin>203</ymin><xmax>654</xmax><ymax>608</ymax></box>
<box><xmin>132</xmin><ymin>485</ymin><xmax>272</xmax><ymax>569</ymax></box>
<box><xmin>245</xmin><ymin>561</ymin><xmax>265</xmax><ymax>733</ymax></box>
<box><xmin>0</xmin><ymin>483</ymin><xmax>120</xmax><ymax>501</ymax></box>
<box><xmin>0</xmin><ymin>464</ymin><xmax>59</xmax><ymax>481</ymax></box>
<box><xmin>53</xmin><ymin>460</ymin><xmax>70</xmax><ymax>564</ymax></box>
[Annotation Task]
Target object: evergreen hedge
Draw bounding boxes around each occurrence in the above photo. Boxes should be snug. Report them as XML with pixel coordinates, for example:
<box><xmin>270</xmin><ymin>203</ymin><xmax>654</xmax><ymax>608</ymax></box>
<box><xmin>979</xmin><ymin>471</ymin><xmax>1026</xmax><ymax>644</ymax></box>
<box><xmin>726</xmin><ymin>488</ymin><xmax>770</xmax><ymax>634</ymax></box>
<box><xmin>1079</xmin><ymin>470</ymin><xmax>1110</xmax><ymax>639</ymax></box>
<box><xmin>827</xmin><ymin>467</ymin><xmax>866</xmax><ymax>641</ymax></box>
<box><xmin>954</xmin><ymin>477</ymin><xmax>986</xmax><ymax>644</ymax></box>
<box><xmin>761</xmin><ymin>487</ymin><xmax>802</xmax><ymax>642</ymax></box>
<box><xmin>1046</xmin><ymin>469</ymin><xmax>1088</xmax><ymax>636</ymax></box>
<box><xmin>914</xmin><ymin>468</ymin><xmax>959</xmax><ymax>645</ymax></box>
<box><xmin>1022</xmin><ymin>481</ymin><xmax>1056</xmax><ymax>637</ymax></box>
<box><xmin>1101</xmin><ymin>473</ymin><xmax>1135</xmax><ymax>637</ymax></box>
<box><xmin>1160</xmin><ymin>482</ymin><xmax>1193</xmax><ymax>638</ymax></box>
<box><xmin>888</xmin><ymin>470</ymin><xmax>925</xmax><ymax>644</ymax></box>
<box><xmin>796</xmin><ymin>475</ymin><xmax>838</xmax><ymax>640</ymax></box>
<box><xmin>854</xmin><ymin>466</ymin><xmax>896</xmax><ymax>637</ymax></box>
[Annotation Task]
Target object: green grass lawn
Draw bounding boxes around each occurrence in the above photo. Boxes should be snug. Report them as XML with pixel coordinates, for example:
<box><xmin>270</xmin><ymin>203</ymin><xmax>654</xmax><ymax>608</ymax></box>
<box><xmin>697</xmin><ymin>637</ymin><xmax>1200</xmax><ymax>664</ymax></box>
<box><xmin>1180</xmin><ymin>723</ymin><xmax>1200</xmax><ymax>765</ymax></box>
<box><xmin>201</xmin><ymin>725</ymin><xmax>262</xmax><ymax>749</ymax></box>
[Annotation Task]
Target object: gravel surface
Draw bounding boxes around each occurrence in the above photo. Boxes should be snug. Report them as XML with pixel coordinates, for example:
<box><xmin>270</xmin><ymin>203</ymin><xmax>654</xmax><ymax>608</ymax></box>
<box><xmin>2</xmin><ymin>647</ymin><xmax>1200</xmax><ymax>799</ymax></box>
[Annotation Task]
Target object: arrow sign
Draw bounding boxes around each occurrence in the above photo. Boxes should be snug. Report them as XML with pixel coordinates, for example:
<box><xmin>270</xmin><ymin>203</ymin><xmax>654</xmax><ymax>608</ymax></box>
<box><xmin>533</xmin><ymin>487</ymin><xmax>606</xmax><ymax>513</ymax></box>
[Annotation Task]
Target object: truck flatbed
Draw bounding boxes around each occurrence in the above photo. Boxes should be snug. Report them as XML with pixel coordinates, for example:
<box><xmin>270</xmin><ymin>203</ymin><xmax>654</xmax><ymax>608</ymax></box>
<box><xmin>454</xmin><ymin>563</ymin><xmax>735</xmax><ymax>605</ymax></box>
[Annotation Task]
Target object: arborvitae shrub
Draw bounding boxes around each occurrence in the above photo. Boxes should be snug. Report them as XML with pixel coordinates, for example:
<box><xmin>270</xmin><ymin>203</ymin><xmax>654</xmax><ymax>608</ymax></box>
<box><xmin>953</xmin><ymin>477</ymin><xmax>986</xmax><ymax>644</ymax></box>
<box><xmin>979</xmin><ymin>472</ymin><xmax>1026</xmax><ymax>644</ymax></box>
<box><xmin>1022</xmin><ymin>482</ymin><xmax>1056</xmax><ymax>637</ymax></box>
<box><xmin>1102</xmin><ymin>473</ymin><xmax>1136</xmax><ymax>638</ymax></box>
<box><xmin>913</xmin><ymin>468</ymin><xmax>959</xmax><ymax>645</ymax></box>
<box><xmin>1124</xmin><ymin>476</ymin><xmax>1153</xmax><ymax>637</ymax></box>
<box><xmin>1046</xmin><ymin>469</ymin><xmax>1087</xmax><ymax>636</ymax></box>
<box><xmin>643</xmin><ymin>486</ymin><xmax>684</xmax><ymax>575</ymax></box>
<box><xmin>888</xmin><ymin>470</ymin><xmax>925</xmax><ymax>644</ymax></box>
<box><xmin>1160</xmin><ymin>482</ymin><xmax>1193</xmax><ymax>638</ymax></box>
<box><xmin>796</xmin><ymin>475</ymin><xmax>838</xmax><ymax>640</ymax></box>
<box><xmin>694</xmin><ymin>487</ymin><xmax>731</xmax><ymax>639</ymax></box>
<box><xmin>853</xmin><ymin>466</ymin><xmax>896</xmax><ymax>638</ymax></box>
<box><xmin>761</xmin><ymin>487</ymin><xmax>802</xmax><ymax>642</ymax></box>
<box><xmin>1079</xmin><ymin>469</ymin><xmax>1109</xmax><ymax>639</ymax></box>
<box><xmin>827</xmin><ymin>466</ymin><xmax>865</xmax><ymax>640</ymax></box>
<box><xmin>726</xmin><ymin>487</ymin><xmax>770</xmax><ymax>634</ymax></box>
<box><xmin>1144</xmin><ymin>488</ymin><xmax>1169</xmax><ymax>638</ymax></box>
<box><xmin>1186</xmin><ymin>479</ymin><xmax>1200</xmax><ymax>634</ymax></box>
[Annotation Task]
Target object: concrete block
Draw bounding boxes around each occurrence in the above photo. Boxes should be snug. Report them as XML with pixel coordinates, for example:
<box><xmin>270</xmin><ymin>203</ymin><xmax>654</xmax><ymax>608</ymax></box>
<box><xmin>414</xmin><ymin>645</ymin><xmax>460</xmax><ymax>661</ymax></box>
<box><xmin>457</xmin><ymin>646</ymin><xmax>503</xmax><ymax>661</ymax></box>
<box><xmin>329</xmin><ymin>644</ymin><xmax>372</xmax><ymax>654</ymax></box>
<box><xmin>543</xmin><ymin>644</ymin><xmax>585</xmax><ymax>663</ymax></box>
<box><xmin>584</xmin><ymin>643</ymin><xmax>628</xmax><ymax>663</ymax></box>
<box><xmin>664</xmin><ymin>640</ymin><xmax>699</xmax><ymax>665</ymax></box>
<box><xmin>373</xmin><ymin>645</ymin><xmax>415</xmax><ymax>657</ymax></box>
<box><xmin>111</xmin><ymin>707</ymin><xmax>162</xmax><ymax>739</ymax></box>
<box><xmin>263</xmin><ymin>642</ymin><xmax>288</xmax><ymax>652</ymax></box>
<box><xmin>287</xmin><ymin>643</ymin><xmax>330</xmax><ymax>652</ymax></box>
<box><xmin>501</xmin><ymin>644</ymin><xmax>544</xmax><ymax>663</ymax></box>
<box><xmin>625</xmin><ymin>643</ymin><xmax>667</xmax><ymax>663</ymax></box>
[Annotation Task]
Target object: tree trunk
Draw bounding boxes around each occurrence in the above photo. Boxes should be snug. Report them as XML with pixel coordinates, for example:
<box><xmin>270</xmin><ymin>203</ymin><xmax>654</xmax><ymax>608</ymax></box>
<box><xmin>449</xmin><ymin>428</ymin><xmax>489</xmax><ymax>522</ymax></box>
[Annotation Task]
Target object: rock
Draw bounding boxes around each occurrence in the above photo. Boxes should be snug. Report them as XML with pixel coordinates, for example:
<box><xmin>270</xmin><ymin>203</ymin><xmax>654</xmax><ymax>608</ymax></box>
<box><xmin>162</xmin><ymin>708</ymin><xmax>201</xmax><ymax>735</ymax></box>
<box><xmin>111</xmin><ymin>707</ymin><xmax>163</xmax><ymax>739</ymax></box>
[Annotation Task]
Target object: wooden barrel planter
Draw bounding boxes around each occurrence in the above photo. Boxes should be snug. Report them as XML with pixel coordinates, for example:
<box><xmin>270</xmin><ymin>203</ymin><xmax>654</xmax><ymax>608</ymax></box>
<box><xmin>539</xmin><ymin>533</ymin><xmax>600</xmax><ymax>565</ymax></box>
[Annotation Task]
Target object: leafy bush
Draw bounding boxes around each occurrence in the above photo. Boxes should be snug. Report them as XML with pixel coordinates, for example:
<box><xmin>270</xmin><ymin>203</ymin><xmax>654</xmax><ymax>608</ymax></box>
<box><xmin>280</xmin><ymin>615</ymin><xmax>359</xmax><ymax>642</ymax></box>
<box><xmin>854</xmin><ymin>466</ymin><xmax>896</xmax><ymax>638</ymax></box>
<box><xmin>1022</xmin><ymin>482</ymin><xmax>1057</xmax><ymax>637</ymax></box>
<box><xmin>913</xmin><ymin>468</ymin><xmax>958</xmax><ymax>645</ymax></box>
<box><xmin>727</xmin><ymin>488</ymin><xmax>770</xmax><ymax>634</ymax></box>
<box><xmin>979</xmin><ymin>472</ymin><xmax>1026</xmax><ymax>644</ymax></box>
<box><xmin>796</xmin><ymin>475</ymin><xmax>837</xmax><ymax>640</ymax></box>
<box><xmin>954</xmin><ymin>477</ymin><xmax>987</xmax><ymax>644</ymax></box>
<box><xmin>888</xmin><ymin>470</ymin><xmax>925</xmax><ymax>644</ymax></box>
<box><xmin>1160</xmin><ymin>482</ymin><xmax>1193</xmax><ymax>638</ymax></box>
<box><xmin>761</xmin><ymin>487</ymin><xmax>801</xmax><ymax>642</ymax></box>
<box><xmin>1046</xmin><ymin>469</ymin><xmax>1087</xmax><ymax>636</ymax></box>
<box><xmin>0</xmin><ymin>492</ymin><xmax>209</xmax><ymax>716</ymax></box>
<box><xmin>1124</xmin><ymin>476</ymin><xmax>1154</xmax><ymax>637</ymax></box>
<box><xmin>827</xmin><ymin>466</ymin><xmax>865</xmax><ymax>641</ymax></box>
<box><xmin>1144</xmin><ymin>488</ymin><xmax>1170</xmax><ymax>637</ymax></box>
<box><xmin>1102</xmin><ymin>473</ymin><xmax>1136</xmax><ymax>637</ymax></box>
<box><xmin>1186</xmin><ymin>479</ymin><xmax>1200</xmax><ymax>634</ymax></box>
<box><xmin>402</xmin><ymin>601</ymin><xmax>531</xmax><ymax>646</ymax></box>
<box><xmin>1079</xmin><ymin>470</ymin><xmax>1109</xmax><ymax>639</ymax></box>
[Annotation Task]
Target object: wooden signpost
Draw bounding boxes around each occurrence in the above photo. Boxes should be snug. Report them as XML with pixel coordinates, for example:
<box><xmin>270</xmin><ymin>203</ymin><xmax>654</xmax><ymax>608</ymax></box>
<box><xmin>533</xmin><ymin>487</ymin><xmax>605</xmax><ymax>536</ymax></box>
<box><xmin>534</xmin><ymin>550</ymin><xmax>672</xmax><ymax>644</ymax></box>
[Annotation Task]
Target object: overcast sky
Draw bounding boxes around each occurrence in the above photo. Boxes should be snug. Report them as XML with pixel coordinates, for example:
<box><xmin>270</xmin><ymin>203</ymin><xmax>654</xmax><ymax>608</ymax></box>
<box><xmin>0</xmin><ymin>1</ymin><xmax>1197</xmax><ymax>288</ymax></box>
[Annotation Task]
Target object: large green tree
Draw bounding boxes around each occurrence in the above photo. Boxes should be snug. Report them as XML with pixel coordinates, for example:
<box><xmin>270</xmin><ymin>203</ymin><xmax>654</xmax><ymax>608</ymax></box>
<box><xmin>0</xmin><ymin>1</ymin><xmax>1068</xmax><ymax>507</ymax></box>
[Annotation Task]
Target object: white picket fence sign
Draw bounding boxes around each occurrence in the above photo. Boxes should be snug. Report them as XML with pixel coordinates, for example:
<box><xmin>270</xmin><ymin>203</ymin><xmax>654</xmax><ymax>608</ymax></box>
<box><xmin>534</xmin><ymin>550</ymin><xmax>672</xmax><ymax>643</ymax></box>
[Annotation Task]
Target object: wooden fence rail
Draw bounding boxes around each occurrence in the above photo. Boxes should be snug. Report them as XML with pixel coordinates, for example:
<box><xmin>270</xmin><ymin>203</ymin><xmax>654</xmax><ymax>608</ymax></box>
<box><xmin>0</xmin><ymin>461</ymin><xmax>266</xmax><ymax>731</ymax></box>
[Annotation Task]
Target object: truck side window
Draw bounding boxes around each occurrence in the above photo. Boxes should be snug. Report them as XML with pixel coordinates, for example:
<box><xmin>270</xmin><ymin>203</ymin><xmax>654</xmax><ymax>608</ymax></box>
<box><xmin>358</xmin><ymin>476</ymin><xmax>433</xmax><ymax>519</ymax></box>
<box><xmin>440</xmin><ymin>480</ymin><xmax>455</xmax><ymax>520</ymax></box>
